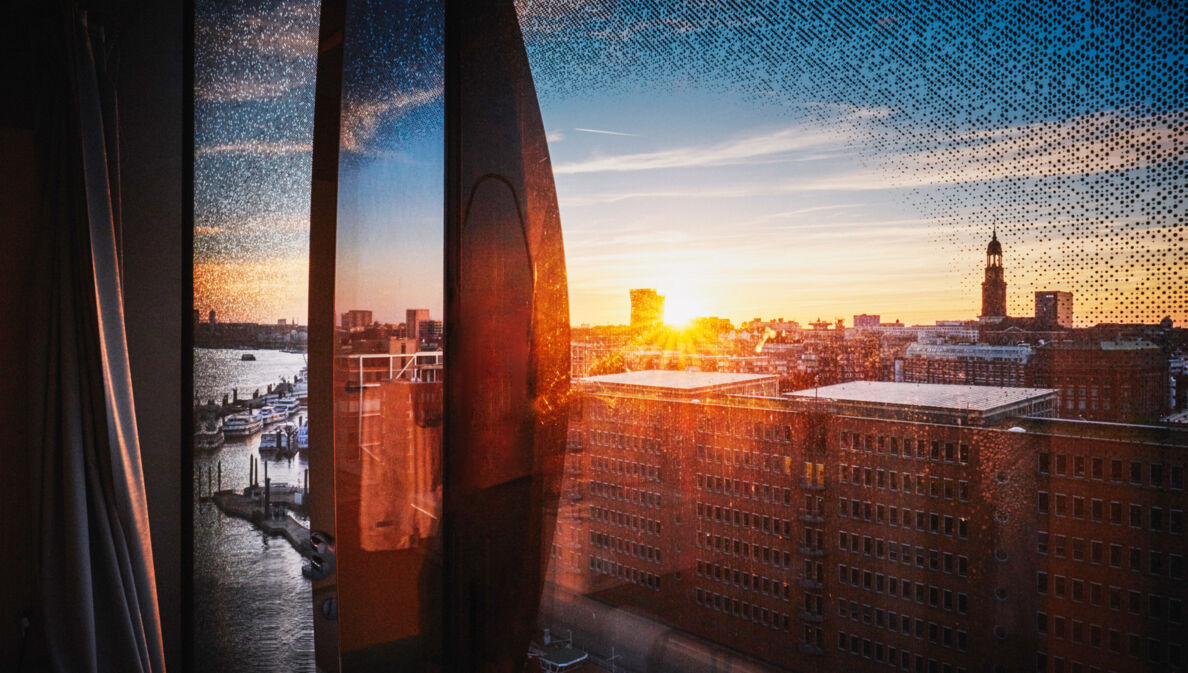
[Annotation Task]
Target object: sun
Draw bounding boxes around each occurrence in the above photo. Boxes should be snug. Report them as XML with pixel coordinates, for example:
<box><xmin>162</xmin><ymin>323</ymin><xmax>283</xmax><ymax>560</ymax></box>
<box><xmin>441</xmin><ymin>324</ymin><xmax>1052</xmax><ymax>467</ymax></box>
<box><xmin>663</xmin><ymin>289</ymin><xmax>703</xmax><ymax>326</ymax></box>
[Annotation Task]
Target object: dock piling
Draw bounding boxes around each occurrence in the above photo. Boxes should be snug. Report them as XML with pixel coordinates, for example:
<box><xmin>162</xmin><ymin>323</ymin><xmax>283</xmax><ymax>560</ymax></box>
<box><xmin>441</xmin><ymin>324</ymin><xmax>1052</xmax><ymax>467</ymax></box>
<box><xmin>263</xmin><ymin>461</ymin><xmax>271</xmax><ymax>519</ymax></box>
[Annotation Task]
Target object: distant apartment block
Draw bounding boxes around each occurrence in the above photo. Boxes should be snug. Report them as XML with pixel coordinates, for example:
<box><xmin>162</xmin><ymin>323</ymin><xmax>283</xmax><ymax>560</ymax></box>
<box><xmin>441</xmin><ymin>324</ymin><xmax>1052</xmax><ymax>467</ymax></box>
<box><xmin>405</xmin><ymin>308</ymin><xmax>429</xmax><ymax>342</ymax></box>
<box><xmin>1035</xmin><ymin>291</ymin><xmax>1074</xmax><ymax>328</ymax></box>
<box><xmin>854</xmin><ymin>314</ymin><xmax>882</xmax><ymax>329</ymax></box>
<box><xmin>341</xmin><ymin>309</ymin><xmax>373</xmax><ymax>331</ymax></box>
<box><xmin>902</xmin><ymin>343</ymin><xmax>1034</xmax><ymax>387</ymax></box>
<box><xmin>901</xmin><ymin>340</ymin><xmax>1169</xmax><ymax>424</ymax></box>
<box><xmin>1029</xmin><ymin>340</ymin><xmax>1169</xmax><ymax>423</ymax></box>
<box><xmin>630</xmin><ymin>288</ymin><xmax>665</xmax><ymax>328</ymax></box>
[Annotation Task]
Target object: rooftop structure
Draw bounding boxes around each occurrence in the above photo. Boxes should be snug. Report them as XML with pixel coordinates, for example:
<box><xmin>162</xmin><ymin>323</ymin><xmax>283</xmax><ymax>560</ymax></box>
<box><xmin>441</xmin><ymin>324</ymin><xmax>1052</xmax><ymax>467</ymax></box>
<box><xmin>786</xmin><ymin>380</ymin><xmax>1057</xmax><ymax>424</ymax></box>
<box><xmin>580</xmin><ymin>369</ymin><xmax>778</xmax><ymax>397</ymax></box>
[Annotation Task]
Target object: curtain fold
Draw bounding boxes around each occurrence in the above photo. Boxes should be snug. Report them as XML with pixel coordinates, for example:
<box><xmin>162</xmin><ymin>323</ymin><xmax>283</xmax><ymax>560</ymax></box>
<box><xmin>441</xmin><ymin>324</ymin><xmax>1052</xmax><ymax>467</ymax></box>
<box><xmin>30</xmin><ymin>5</ymin><xmax>166</xmax><ymax>672</ymax></box>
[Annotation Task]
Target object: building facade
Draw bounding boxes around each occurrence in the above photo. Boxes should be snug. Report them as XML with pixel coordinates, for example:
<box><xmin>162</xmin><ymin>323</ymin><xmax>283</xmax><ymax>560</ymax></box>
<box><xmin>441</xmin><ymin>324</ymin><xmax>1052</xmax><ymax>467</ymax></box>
<box><xmin>554</xmin><ymin>372</ymin><xmax>1186</xmax><ymax>673</ymax></box>
<box><xmin>902</xmin><ymin>344</ymin><xmax>1033</xmax><ymax>387</ymax></box>
<box><xmin>630</xmin><ymin>288</ymin><xmax>665</xmax><ymax>328</ymax></box>
<box><xmin>1035</xmin><ymin>292</ymin><xmax>1074</xmax><ymax>329</ymax></box>
<box><xmin>1029</xmin><ymin>341</ymin><xmax>1169</xmax><ymax>423</ymax></box>
<box><xmin>341</xmin><ymin>309</ymin><xmax>374</xmax><ymax>331</ymax></box>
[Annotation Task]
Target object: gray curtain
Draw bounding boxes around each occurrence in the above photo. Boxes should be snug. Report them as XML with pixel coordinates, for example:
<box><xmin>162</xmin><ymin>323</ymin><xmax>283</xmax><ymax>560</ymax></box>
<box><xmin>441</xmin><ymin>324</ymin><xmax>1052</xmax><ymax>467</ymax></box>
<box><xmin>28</xmin><ymin>5</ymin><xmax>166</xmax><ymax>672</ymax></box>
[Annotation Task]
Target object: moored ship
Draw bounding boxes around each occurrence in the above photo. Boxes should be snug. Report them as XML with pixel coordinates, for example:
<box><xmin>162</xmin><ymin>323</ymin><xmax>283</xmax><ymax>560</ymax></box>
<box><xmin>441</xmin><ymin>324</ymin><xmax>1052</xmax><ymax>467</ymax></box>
<box><xmin>193</xmin><ymin>417</ymin><xmax>224</xmax><ymax>451</ymax></box>
<box><xmin>259</xmin><ymin>423</ymin><xmax>298</xmax><ymax>458</ymax></box>
<box><xmin>222</xmin><ymin>410</ymin><xmax>263</xmax><ymax>438</ymax></box>
<box><xmin>274</xmin><ymin>395</ymin><xmax>301</xmax><ymax>419</ymax></box>
<box><xmin>258</xmin><ymin>404</ymin><xmax>287</xmax><ymax>425</ymax></box>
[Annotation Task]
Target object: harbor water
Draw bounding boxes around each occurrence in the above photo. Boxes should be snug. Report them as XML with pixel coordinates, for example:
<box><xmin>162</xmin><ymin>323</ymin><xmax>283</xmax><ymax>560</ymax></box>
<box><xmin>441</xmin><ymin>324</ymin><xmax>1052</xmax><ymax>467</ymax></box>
<box><xmin>192</xmin><ymin>348</ymin><xmax>315</xmax><ymax>672</ymax></box>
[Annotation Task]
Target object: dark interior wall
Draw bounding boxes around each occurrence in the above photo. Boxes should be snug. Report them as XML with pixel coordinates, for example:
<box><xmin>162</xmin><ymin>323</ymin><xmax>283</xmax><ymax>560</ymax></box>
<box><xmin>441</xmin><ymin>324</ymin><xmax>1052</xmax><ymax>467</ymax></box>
<box><xmin>0</xmin><ymin>1</ymin><xmax>184</xmax><ymax>670</ymax></box>
<box><xmin>117</xmin><ymin>1</ymin><xmax>185</xmax><ymax>670</ymax></box>
<box><xmin>0</xmin><ymin>126</ymin><xmax>40</xmax><ymax>672</ymax></box>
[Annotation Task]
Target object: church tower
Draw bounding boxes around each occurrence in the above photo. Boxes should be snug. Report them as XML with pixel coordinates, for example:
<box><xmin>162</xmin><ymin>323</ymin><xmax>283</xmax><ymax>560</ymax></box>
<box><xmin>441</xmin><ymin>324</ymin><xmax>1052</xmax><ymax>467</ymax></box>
<box><xmin>980</xmin><ymin>229</ymin><xmax>1007</xmax><ymax>319</ymax></box>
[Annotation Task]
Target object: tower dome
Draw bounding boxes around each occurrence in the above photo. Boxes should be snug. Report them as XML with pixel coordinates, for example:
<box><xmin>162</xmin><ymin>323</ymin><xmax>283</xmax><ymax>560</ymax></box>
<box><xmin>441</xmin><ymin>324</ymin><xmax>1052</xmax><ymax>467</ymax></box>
<box><xmin>987</xmin><ymin>229</ymin><xmax>1002</xmax><ymax>257</ymax></box>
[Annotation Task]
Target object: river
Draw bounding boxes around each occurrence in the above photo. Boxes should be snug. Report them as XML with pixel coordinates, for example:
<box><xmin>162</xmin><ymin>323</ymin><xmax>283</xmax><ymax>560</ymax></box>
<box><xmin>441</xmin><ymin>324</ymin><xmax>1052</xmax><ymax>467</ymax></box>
<box><xmin>192</xmin><ymin>348</ymin><xmax>315</xmax><ymax>672</ymax></box>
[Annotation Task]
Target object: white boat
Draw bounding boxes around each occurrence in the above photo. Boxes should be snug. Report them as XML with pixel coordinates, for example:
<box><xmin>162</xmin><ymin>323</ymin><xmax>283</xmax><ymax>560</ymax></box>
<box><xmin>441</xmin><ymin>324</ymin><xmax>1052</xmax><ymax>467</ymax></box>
<box><xmin>259</xmin><ymin>405</ymin><xmax>287</xmax><ymax>425</ymax></box>
<box><xmin>193</xmin><ymin>417</ymin><xmax>224</xmax><ymax>451</ymax></box>
<box><xmin>223</xmin><ymin>411</ymin><xmax>263</xmax><ymax>438</ymax></box>
<box><xmin>275</xmin><ymin>395</ymin><xmax>301</xmax><ymax>419</ymax></box>
<box><xmin>291</xmin><ymin>379</ymin><xmax>308</xmax><ymax>404</ymax></box>
<box><xmin>259</xmin><ymin>423</ymin><xmax>298</xmax><ymax>457</ymax></box>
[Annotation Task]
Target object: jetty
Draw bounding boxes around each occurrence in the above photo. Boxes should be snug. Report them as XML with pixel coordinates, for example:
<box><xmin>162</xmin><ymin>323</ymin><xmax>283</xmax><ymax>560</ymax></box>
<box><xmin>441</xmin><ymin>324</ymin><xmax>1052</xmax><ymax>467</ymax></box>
<box><xmin>208</xmin><ymin>490</ymin><xmax>313</xmax><ymax>556</ymax></box>
<box><xmin>198</xmin><ymin>457</ymin><xmax>313</xmax><ymax>558</ymax></box>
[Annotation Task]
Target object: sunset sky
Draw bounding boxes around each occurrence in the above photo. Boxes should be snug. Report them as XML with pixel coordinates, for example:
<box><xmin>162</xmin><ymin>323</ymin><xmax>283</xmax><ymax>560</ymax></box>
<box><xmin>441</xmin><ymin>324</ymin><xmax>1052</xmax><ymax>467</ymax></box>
<box><xmin>195</xmin><ymin>0</ymin><xmax>1186</xmax><ymax>329</ymax></box>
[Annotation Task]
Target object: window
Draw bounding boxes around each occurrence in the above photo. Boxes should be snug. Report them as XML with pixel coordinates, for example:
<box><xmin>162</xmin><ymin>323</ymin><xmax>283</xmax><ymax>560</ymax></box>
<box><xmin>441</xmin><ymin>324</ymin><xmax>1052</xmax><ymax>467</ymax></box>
<box><xmin>185</xmin><ymin>3</ymin><xmax>1188</xmax><ymax>671</ymax></box>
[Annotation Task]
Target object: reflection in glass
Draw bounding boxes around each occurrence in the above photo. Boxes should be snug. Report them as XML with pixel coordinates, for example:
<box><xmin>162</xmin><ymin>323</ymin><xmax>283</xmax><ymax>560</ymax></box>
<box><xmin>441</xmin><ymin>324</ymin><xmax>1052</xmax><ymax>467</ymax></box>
<box><xmin>325</xmin><ymin>0</ymin><xmax>444</xmax><ymax>668</ymax></box>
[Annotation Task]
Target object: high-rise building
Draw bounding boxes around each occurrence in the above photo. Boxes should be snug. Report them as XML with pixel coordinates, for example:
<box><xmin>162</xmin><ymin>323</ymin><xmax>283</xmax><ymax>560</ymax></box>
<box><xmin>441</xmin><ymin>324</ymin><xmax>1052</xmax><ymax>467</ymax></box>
<box><xmin>630</xmin><ymin>288</ymin><xmax>665</xmax><ymax>328</ymax></box>
<box><xmin>854</xmin><ymin>314</ymin><xmax>881</xmax><ymax>329</ymax></box>
<box><xmin>981</xmin><ymin>230</ymin><xmax>1007</xmax><ymax>320</ymax></box>
<box><xmin>557</xmin><ymin>371</ymin><xmax>1186</xmax><ymax>673</ymax></box>
<box><xmin>1035</xmin><ymin>291</ymin><xmax>1073</xmax><ymax>328</ymax></box>
<box><xmin>419</xmin><ymin>319</ymin><xmax>443</xmax><ymax>343</ymax></box>
<box><xmin>406</xmin><ymin>308</ymin><xmax>429</xmax><ymax>342</ymax></box>
<box><xmin>340</xmin><ymin>309</ymin><xmax>373</xmax><ymax>331</ymax></box>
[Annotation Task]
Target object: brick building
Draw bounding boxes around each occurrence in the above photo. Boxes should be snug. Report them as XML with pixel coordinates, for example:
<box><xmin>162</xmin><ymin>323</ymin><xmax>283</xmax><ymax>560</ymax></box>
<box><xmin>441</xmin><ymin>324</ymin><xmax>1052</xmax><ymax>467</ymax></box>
<box><xmin>902</xmin><ymin>344</ymin><xmax>1033</xmax><ymax>387</ymax></box>
<box><xmin>1029</xmin><ymin>340</ymin><xmax>1169</xmax><ymax>423</ymax></box>
<box><xmin>555</xmin><ymin>372</ymin><xmax>1186</xmax><ymax>673</ymax></box>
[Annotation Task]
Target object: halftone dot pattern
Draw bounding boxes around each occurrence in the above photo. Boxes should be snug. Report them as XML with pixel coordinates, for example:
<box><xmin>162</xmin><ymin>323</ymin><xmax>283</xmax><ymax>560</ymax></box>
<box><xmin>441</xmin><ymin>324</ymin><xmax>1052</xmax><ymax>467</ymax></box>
<box><xmin>515</xmin><ymin>0</ymin><xmax>1186</xmax><ymax>326</ymax></box>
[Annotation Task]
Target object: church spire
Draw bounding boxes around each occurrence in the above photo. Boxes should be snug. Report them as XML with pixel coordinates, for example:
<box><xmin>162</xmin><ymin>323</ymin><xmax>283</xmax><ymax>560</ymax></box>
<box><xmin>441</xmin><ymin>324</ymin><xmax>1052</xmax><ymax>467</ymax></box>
<box><xmin>981</xmin><ymin>228</ymin><xmax>1007</xmax><ymax>318</ymax></box>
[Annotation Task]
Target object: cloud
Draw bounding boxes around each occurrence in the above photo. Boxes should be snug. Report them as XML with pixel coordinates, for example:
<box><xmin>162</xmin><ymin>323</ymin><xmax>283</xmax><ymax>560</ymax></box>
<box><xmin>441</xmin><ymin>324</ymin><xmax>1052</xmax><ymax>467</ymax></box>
<box><xmin>195</xmin><ymin>79</ymin><xmax>307</xmax><ymax>103</ymax></box>
<box><xmin>196</xmin><ymin>141</ymin><xmax>312</xmax><ymax>156</ymax></box>
<box><xmin>553</xmin><ymin>125</ymin><xmax>848</xmax><ymax>175</ymax></box>
<box><xmin>574</xmin><ymin>127</ymin><xmax>639</xmax><ymax>137</ymax></box>
<box><xmin>340</xmin><ymin>86</ymin><xmax>443</xmax><ymax>153</ymax></box>
<box><xmin>895</xmin><ymin>108</ymin><xmax>1186</xmax><ymax>185</ymax></box>
<box><xmin>194</xmin><ymin>0</ymin><xmax>319</xmax><ymax>103</ymax></box>
<box><xmin>546</xmin><ymin>129</ymin><xmax>566</xmax><ymax>143</ymax></box>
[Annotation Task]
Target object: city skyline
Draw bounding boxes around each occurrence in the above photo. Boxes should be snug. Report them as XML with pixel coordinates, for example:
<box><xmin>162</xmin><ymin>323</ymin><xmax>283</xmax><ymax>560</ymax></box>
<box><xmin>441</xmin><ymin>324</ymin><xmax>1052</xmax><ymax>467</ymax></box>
<box><xmin>194</xmin><ymin>0</ymin><xmax>1186</xmax><ymax>329</ymax></box>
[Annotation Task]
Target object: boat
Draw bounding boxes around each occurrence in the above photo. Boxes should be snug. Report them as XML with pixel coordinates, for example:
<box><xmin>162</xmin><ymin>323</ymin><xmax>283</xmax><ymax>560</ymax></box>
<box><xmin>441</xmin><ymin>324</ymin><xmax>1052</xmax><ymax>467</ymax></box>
<box><xmin>241</xmin><ymin>352</ymin><xmax>256</xmax><ymax>361</ymax></box>
<box><xmin>222</xmin><ymin>410</ymin><xmax>263</xmax><ymax>438</ymax></box>
<box><xmin>291</xmin><ymin>379</ymin><xmax>308</xmax><ymax>404</ymax></box>
<box><xmin>259</xmin><ymin>404</ymin><xmax>287</xmax><ymax>425</ymax></box>
<box><xmin>259</xmin><ymin>423</ymin><xmax>299</xmax><ymax>458</ymax></box>
<box><xmin>193</xmin><ymin>417</ymin><xmax>224</xmax><ymax>451</ymax></box>
<box><xmin>275</xmin><ymin>395</ymin><xmax>301</xmax><ymax>419</ymax></box>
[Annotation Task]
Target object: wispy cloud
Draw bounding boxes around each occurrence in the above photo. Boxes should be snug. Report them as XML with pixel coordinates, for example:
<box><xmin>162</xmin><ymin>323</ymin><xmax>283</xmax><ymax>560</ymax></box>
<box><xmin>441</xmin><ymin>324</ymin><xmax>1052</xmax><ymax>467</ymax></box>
<box><xmin>553</xmin><ymin>125</ymin><xmax>848</xmax><ymax>175</ymax></box>
<box><xmin>194</xmin><ymin>0</ymin><xmax>320</xmax><ymax>103</ymax></box>
<box><xmin>196</xmin><ymin>141</ymin><xmax>312</xmax><ymax>156</ymax></box>
<box><xmin>546</xmin><ymin>129</ymin><xmax>567</xmax><ymax>143</ymax></box>
<box><xmin>573</xmin><ymin>127</ymin><xmax>639</xmax><ymax>137</ymax></box>
<box><xmin>340</xmin><ymin>86</ymin><xmax>443</xmax><ymax>153</ymax></box>
<box><xmin>896</xmin><ymin>108</ymin><xmax>1186</xmax><ymax>185</ymax></box>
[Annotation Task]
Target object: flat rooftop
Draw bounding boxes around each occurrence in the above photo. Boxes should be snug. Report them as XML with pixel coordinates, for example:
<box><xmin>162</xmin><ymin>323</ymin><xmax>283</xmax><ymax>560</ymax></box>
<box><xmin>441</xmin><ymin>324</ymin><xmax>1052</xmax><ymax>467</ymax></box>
<box><xmin>787</xmin><ymin>381</ymin><xmax>1056</xmax><ymax>412</ymax></box>
<box><xmin>583</xmin><ymin>370</ymin><xmax>775</xmax><ymax>390</ymax></box>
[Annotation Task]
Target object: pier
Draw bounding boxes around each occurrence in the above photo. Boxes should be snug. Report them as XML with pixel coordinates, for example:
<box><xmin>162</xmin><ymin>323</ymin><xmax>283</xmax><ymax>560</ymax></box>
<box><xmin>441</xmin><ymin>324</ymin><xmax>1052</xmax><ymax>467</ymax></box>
<box><xmin>204</xmin><ymin>490</ymin><xmax>314</xmax><ymax>557</ymax></box>
<box><xmin>198</xmin><ymin>457</ymin><xmax>313</xmax><ymax>558</ymax></box>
